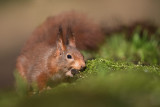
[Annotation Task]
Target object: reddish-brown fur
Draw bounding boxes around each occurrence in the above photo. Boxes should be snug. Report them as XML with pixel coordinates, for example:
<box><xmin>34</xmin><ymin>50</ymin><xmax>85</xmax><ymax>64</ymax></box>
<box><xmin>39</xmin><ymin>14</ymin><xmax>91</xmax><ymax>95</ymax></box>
<box><xmin>22</xmin><ymin>11</ymin><xmax>104</xmax><ymax>52</ymax></box>
<box><xmin>37</xmin><ymin>72</ymin><xmax>48</xmax><ymax>90</ymax></box>
<box><xmin>16</xmin><ymin>11</ymin><xmax>104</xmax><ymax>90</ymax></box>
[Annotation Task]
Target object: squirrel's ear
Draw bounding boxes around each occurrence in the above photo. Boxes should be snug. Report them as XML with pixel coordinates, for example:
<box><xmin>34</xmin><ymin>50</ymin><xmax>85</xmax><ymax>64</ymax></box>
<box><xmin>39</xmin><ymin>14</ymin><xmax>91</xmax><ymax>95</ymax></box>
<box><xmin>56</xmin><ymin>26</ymin><xmax>66</xmax><ymax>51</ymax></box>
<box><xmin>66</xmin><ymin>26</ymin><xmax>76</xmax><ymax>47</ymax></box>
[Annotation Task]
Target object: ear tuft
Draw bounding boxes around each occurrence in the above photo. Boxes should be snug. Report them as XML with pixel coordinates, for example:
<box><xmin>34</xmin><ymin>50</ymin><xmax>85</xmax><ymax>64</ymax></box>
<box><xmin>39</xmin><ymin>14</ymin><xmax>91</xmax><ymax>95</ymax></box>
<box><xmin>58</xmin><ymin>25</ymin><xmax>63</xmax><ymax>35</ymax></box>
<box><xmin>56</xmin><ymin>25</ymin><xmax>66</xmax><ymax>51</ymax></box>
<box><xmin>67</xmin><ymin>26</ymin><xmax>76</xmax><ymax>47</ymax></box>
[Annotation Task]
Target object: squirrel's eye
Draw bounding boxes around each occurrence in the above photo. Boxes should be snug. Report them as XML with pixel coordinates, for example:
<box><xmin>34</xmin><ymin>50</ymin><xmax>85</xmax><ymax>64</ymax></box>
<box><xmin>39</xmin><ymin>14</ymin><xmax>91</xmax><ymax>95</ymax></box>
<box><xmin>67</xmin><ymin>54</ymin><xmax>72</xmax><ymax>59</ymax></box>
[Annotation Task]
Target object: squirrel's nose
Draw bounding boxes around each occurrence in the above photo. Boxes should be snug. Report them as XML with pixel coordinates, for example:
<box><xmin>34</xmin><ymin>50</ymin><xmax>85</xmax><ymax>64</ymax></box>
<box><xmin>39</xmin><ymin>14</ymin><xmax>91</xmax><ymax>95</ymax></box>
<box><xmin>80</xmin><ymin>66</ymin><xmax>86</xmax><ymax>72</ymax></box>
<box><xmin>80</xmin><ymin>61</ymin><xmax>86</xmax><ymax>72</ymax></box>
<box><xmin>81</xmin><ymin>62</ymin><xmax>85</xmax><ymax>68</ymax></box>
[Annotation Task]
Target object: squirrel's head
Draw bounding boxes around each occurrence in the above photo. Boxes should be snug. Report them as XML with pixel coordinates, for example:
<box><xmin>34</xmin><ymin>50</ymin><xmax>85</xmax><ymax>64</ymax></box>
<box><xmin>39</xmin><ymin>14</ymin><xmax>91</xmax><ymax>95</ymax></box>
<box><xmin>51</xmin><ymin>26</ymin><xmax>85</xmax><ymax>77</ymax></box>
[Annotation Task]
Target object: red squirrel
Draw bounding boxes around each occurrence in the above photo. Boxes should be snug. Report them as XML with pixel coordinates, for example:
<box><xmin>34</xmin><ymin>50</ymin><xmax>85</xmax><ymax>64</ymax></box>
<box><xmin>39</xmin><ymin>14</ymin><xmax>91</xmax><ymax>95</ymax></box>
<box><xmin>16</xmin><ymin>11</ymin><xmax>104</xmax><ymax>90</ymax></box>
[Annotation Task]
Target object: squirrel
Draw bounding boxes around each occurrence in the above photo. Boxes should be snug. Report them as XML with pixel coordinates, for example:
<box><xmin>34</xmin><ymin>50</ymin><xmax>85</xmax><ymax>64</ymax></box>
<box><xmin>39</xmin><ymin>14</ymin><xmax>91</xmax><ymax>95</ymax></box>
<box><xmin>16</xmin><ymin>11</ymin><xmax>104</xmax><ymax>90</ymax></box>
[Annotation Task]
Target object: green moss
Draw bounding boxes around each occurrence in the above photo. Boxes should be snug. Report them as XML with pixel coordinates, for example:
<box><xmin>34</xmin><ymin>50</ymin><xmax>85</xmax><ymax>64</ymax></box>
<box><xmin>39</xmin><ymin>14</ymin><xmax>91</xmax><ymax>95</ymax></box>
<box><xmin>14</xmin><ymin>70</ymin><xmax>28</xmax><ymax>96</ymax></box>
<box><xmin>1</xmin><ymin>59</ymin><xmax>160</xmax><ymax>107</ymax></box>
<box><xmin>15</xmin><ymin>59</ymin><xmax>160</xmax><ymax>107</ymax></box>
